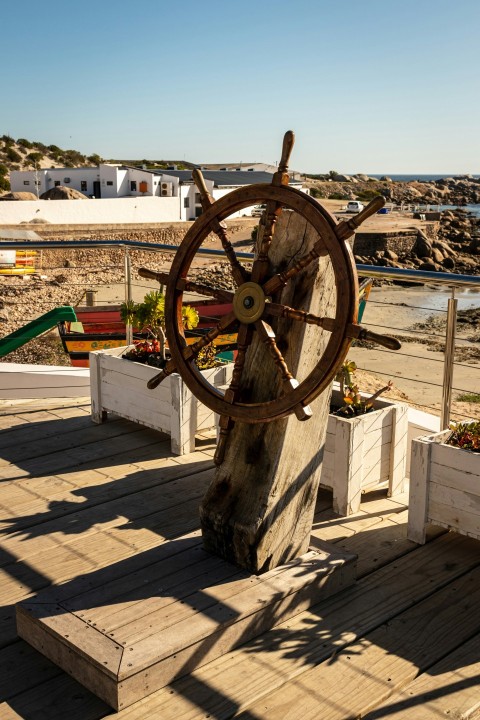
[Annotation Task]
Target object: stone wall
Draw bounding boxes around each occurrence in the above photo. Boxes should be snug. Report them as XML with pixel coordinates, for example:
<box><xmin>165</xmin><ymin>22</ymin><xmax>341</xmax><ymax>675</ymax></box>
<box><xmin>353</xmin><ymin>230</ymin><xmax>418</xmax><ymax>257</ymax></box>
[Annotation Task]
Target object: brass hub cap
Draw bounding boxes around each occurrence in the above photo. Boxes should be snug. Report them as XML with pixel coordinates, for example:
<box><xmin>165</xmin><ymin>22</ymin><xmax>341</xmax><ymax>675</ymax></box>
<box><xmin>232</xmin><ymin>282</ymin><xmax>266</xmax><ymax>324</ymax></box>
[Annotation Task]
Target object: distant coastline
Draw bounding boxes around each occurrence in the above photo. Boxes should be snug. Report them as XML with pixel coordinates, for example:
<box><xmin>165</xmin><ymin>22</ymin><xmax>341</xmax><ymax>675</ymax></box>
<box><xmin>368</xmin><ymin>174</ymin><xmax>480</xmax><ymax>182</ymax></box>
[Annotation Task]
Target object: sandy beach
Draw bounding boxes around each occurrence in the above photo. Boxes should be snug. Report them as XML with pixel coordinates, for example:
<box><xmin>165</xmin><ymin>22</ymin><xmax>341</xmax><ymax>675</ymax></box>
<box><xmin>348</xmin><ymin>284</ymin><xmax>480</xmax><ymax>420</ymax></box>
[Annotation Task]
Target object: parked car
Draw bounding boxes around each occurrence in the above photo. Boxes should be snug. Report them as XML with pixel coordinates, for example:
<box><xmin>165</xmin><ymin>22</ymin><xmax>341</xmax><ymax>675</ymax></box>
<box><xmin>251</xmin><ymin>205</ymin><xmax>266</xmax><ymax>217</ymax></box>
<box><xmin>346</xmin><ymin>201</ymin><xmax>364</xmax><ymax>213</ymax></box>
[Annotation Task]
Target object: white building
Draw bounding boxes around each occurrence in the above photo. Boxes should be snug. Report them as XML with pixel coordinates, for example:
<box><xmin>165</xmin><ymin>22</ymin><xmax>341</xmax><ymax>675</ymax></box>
<box><xmin>7</xmin><ymin>164</ymin><xmax>307</xmax><ymax>223</ymax></box>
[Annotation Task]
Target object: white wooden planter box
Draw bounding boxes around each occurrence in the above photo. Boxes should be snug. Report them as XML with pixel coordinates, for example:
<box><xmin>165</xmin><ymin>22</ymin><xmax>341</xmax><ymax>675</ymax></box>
<box><xmin>90</xmin><ymin>346</ymin><xmax>233</xmax><ymax>456</ymax></box>
<box><xmin>408</xmin><ymin>428</ymin><xmax>480</xmax><ymax>544</ymax></box>
<box><xmin>321</xmin><ymin>389</ymin><xmax>408</xmax><ymax>516</ymax></box>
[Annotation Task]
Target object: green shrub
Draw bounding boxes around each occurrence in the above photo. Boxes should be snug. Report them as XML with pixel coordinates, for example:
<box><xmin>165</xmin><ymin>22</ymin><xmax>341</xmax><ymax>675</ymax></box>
<box><xmin>87</xmin><ymin>153</ymin><xmax>102</xmax><ymax>165</ymax></box>
<box><xmin>0</xmin><ymin>163</ymin><xmax>8</xmax><ymax>176</ymax></box>
<box><xmin>0</xmin><ymin>175</ymin><xmax>10</xmax><ymax>191</ymax></box>
<box><xmin>33</xmin><ymin>141</ymin><xmax>47</xmax><ymax>151</ymax></box>
<box><xmin>309</xmin><ymin>187</ymin><xmax>325</xmax><ymax>198</ymax></box>
<box><xmin>330</xmin><ymin>192</ymin><xmax>349</xmax><ymax>200</ymax></box>
<box><xmin>26</xmin><ymin>151</ymin><xmax>44</xmax><ymax>163</ymax></box>
<box><xmin>1</xmin><ymin>134</ymin><xmax>14</xmax><ymax>145</ymax></box>
<box><xmin>356</xmin><ymin>189</ymin><xmax>383</xmax><ymax>201</ymax></box>
<box><xmin>456</xmin><ymin>392</ymin><xmax>480</xmax><ymax>404</ymax></box>
<box><xmin>6</xmin><ymin>147</ymin><xmax>22</xmax><ymax>163</ymax></box>
<box><xmin>17</xmin><ymin>138</ymin><xmax>33</xmax><ymax>149</ymax></box>
<box><xmin>48</xmin><ymin>144</ymin><xmax>62</xmax><ymax>153</ymax></box>
<box><xmin>63</xmin><ymin>149</ymin><xmax>86</xmax><ymax>164</ymax></box>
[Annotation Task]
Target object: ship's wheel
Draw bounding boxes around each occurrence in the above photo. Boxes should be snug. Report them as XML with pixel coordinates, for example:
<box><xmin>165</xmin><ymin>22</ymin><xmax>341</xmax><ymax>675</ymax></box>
<box><xmin>146</xmin><ymin>131</ymin><xmax>400</xmax><ymax>464</ymax></box>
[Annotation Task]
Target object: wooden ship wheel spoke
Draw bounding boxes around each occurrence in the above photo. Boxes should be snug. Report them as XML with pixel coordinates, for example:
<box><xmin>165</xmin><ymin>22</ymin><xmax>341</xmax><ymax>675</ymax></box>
<box><xmin>146</xmin><ymin>131</ymin><xmax>400</xmax><ymax>455</ymax></box>
<box><xmin>192</xmin><ymin>168</ymin><xmax>249</xmax><ymax>287</ymax></box>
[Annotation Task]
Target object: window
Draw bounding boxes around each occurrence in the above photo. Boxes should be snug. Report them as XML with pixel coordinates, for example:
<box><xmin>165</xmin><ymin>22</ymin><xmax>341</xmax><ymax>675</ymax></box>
<box><xmin>64</xmin><ymin>177</ymin><xmax>71</xmax><ymax>184</ymax></box>
<box><xmin>54</xmin><ymin>180</ymin><xmax>61</xmax><ymax>187</ymax></box>
<box><xmin>130</xmin><ymin>181</ymin><xmax>137</xmax><ymax>191</ymax></box>
<box><xmin>106</xmin><ymin>181</ymin><xmax>113</xmax><ymax>186</ymax></box>
<box><xmin>81</xmin><ymin>181</ymin><xmax>87</xmax><ymax>192</ymax></box>
<box><xmin>23</xmin><ymin>180</ymin><xmax>30</xmax><ymax>185</ymax></box>
<box><xmin>184</xmin><ymin>198</ymin><xmax>190</xmax><ymax>208</ymax></box>
<box><xmin>35</xmin><ymin>181</ymin><xmax>41</xmax><ymax>186</ymax></box>
<box><xmin>195</xmin><ymin>192</ymin><xmax>201</xmax><ymax>204</ymax></box>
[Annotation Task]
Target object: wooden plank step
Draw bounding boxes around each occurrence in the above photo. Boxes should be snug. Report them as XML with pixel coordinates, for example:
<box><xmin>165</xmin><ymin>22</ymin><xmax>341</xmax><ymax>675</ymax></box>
<box><xmin>110</xmin><ymin>533</ymin><xmax>480</xmax><ymax>720</ymax></box>
<box><xmin>0</xmin><ymin>532</ymin><xmax>206</xmax><ymax>650</ymax></box>
<box><xmin>16</xmin><ymin>539</ymin><xmax>356</xmax><ymax>711</ymax></box>
<box><xmin>237</xmin><ymin>563</ymin><xmax>480</xmax><ymax>719</ymax></box>
<box><xmin>364</xmin><ymin>631</ymin><xmax>480</xmax><ymax>719</ymax></box>
<box><xmin>1</xmin><ymin>514</ymin><xmax>474</xmax><ymax>717</ymax></box>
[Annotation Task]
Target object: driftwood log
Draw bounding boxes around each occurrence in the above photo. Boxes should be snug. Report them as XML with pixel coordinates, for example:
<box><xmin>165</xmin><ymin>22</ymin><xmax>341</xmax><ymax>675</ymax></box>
<box><xmin>200</xmin><ymin>210</ymin><xmax>337</xmax><ymax>573</ymax></box>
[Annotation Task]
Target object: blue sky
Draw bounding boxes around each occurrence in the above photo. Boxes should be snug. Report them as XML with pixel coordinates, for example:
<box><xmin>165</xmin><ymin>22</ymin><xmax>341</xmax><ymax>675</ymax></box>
<box><xmin>3</xmin><ymin>0</ymin><xmax>479</xmax><ymax>173</ymax></box>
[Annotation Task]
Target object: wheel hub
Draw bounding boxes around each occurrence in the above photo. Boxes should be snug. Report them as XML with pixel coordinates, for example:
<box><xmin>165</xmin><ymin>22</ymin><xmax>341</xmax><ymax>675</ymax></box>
<box><xmin>233</xmin><ymin>282</ymin><xmax>266</xmax><ymax>324</ymax></box>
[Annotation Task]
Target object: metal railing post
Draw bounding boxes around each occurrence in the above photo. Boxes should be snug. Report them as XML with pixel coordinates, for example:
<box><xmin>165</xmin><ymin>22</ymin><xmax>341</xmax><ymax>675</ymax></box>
<box><xmin>441</xmin><ymin>288</ymin><xmax>457</xmax><ymax>429</ymax></box>
<box><xmin>124</xmin><ymin>247</ymin><xmax>133</xmax><ymax>346</ymax></box>
<box><xmin>85</xmin><ymin>289</ymin><xmax>97</xmax><ymax>307</ymax></box>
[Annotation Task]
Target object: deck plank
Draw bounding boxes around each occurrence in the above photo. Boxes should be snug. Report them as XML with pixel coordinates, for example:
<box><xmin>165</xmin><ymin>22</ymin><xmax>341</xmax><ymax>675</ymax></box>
<box><xmin>109</xmin><ymin>533</ymin><xmax>480</xmax><ymax>720</ymax></box>
<box><xmin>0</xmin><ymin>421</ymin><xmax>162</xmax><ymax>474</ymax></box>
<box><xmin>236</xmin><ymin>566</ymin><xmax>480</xmax><ymax>720</ymax></box>
<box><xmin>0</xmin><ymin>455</ymin><xmax>213</xmax><ymax>534</ymax></box>
<box><xmin>1</xmin><ymin>399</ymin><xmax>479</xmax><ymax>720</ymax></box>
<box><xmin>364</xmin><ymin>631</ymin><xmax>480</xmax><ymax>719</ymax></box>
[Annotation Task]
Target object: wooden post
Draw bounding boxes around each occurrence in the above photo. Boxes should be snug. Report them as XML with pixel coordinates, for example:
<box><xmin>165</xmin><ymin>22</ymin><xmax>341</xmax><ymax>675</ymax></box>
<box><xmin>200</xmin><ymin>211</ymin><xmax>337</xmax><ymax>573</ymax></box>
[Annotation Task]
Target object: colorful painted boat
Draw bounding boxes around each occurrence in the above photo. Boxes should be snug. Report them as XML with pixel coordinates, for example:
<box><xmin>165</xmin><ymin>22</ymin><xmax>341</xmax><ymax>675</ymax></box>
<box><xmin>58</xmin><ymin>302</ymin><xmax>238</xmax><ymax>367</ymax></box>
<box><xmin>58</xmin><ymin>279</ymin><xmax>372</xmax><ymax>367</ymax></box>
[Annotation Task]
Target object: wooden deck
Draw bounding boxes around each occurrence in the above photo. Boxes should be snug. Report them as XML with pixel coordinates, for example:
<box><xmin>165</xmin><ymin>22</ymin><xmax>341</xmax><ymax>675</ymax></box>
<box><xmin>0</xmin><ymin>397</ymin><xmax>479</xmax><ymax>719</ymax></box>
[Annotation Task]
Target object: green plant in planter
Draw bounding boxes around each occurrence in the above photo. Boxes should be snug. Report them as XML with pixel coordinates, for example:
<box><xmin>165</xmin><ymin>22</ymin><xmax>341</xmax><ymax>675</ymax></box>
<box><xmin>447</xmin><ymin>420</ymin><xmax>480</xmax><ymax>452</ymax></box>
<box><xmin>333</xmin><ymin>360</ymin><xmax>393</xmax><ymax>417</ymax></box>
<box><xmin>120</xmin><ymin>291</ymin><xmax>200</xmax><ymax>368</ymax></box>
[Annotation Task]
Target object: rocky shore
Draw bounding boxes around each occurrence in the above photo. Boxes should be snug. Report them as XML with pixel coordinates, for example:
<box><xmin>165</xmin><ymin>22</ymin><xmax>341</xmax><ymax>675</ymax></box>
<box><xmin>307</xmin><ymin>174</ymin><xmax>480</xmax><ymax>207</ymax></box>
<box><xmin>353</xmin><ymin>207</ymin><xmax>480</xmax><ymax>275</ymax></box>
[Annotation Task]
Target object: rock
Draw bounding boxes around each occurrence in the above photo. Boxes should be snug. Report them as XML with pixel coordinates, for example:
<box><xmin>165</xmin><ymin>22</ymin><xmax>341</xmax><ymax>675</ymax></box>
<box><xmin>414</xmin><ymin>230</ymin><xmax>433</xmax><ymax>258</ymax></box>
<box><xmin>418</xmin><ymin>261</ymin><xmax>439</xmax><ymax>272</ymax></box>
<box><xmin>384</xmin><ymin>249</ymin><xmax>398</xmax><ymax>262</ymax></box>
<box><xmin>460</xmin><ymin>256</ymin><xmax>479</xmax><ymax>269</ymax></box>
<box><xmin>433</xmin><ymin>240</ymin><xmax>455</xmax><ymax>257</ymax></box>
<box><xmin>354</xmin><ymin>174</ymin><xmax>372</xmax><ymax>182</ymax></box>
<box><xmin>442</xmin><ymin>256</ymin><xmax>456</xmax><ymax>269</ymax></box>
<box><xmin>431</xmin><ymin>248</ymin><xmax>445</xmax><ymax>264</ymax></box>
<box><xmin>331</xmin><ymin>174</ymin><xmax>352</xmax><ymax>182</ymax></box>
<box><xmin>468</xmin><ymin>238</ymin><xmax>480</xmax><ymax>254</ymax></box>
<box><xmin>0</xmin><ymin>191</ymin><xmax>38</xmax><ymax>201</ymax></box>
<box><xmin>40</xmin><ymin>186</ymin><xmax>88</xmax><ymax>200</ymax></box>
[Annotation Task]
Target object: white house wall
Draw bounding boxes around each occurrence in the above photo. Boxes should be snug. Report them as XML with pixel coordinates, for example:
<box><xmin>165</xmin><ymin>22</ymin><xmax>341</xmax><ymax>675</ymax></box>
<box><xmin>211</xmin><ymin>188</ymin><xmax>257</xmax><ymax>218</ymax></box>
<box><xmin>0</xmin><ymin>197</ymin><xmax>183</xmax><ymax>224</ymax></box>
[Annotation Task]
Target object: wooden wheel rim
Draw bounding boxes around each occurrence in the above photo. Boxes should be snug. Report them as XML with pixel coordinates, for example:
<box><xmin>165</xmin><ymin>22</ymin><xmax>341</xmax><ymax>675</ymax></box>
<box><xmin>165</xmin><ymin>183</ymin><xmax>359</xmax><ymax>422</ymax></box>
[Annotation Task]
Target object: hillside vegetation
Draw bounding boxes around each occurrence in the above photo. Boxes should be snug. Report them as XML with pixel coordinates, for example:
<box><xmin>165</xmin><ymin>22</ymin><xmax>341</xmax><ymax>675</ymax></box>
<box><xmin>0</xmin><ymin>134</ymin><xmax>103</xmax><ymax>191</ymax></box>
<box><xmin>0</xmin><ymin>134</ymin><xmax>195</xmax><ymax>192</ymax></box>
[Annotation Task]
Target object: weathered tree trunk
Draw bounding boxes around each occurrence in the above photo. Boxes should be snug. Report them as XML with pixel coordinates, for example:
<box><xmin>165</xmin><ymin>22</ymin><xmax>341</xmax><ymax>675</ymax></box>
<box><xmin>200</xmin><ymin>210</ymin><xmax>336</xmax><ymax>573</ymax></box>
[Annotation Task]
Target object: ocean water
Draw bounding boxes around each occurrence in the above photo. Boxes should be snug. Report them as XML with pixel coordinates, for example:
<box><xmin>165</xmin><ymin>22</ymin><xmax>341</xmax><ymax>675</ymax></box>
<box><xmin>437</xmin><ymin>204</ymin><xmax>480</xmax><ymax>218</ymax></box>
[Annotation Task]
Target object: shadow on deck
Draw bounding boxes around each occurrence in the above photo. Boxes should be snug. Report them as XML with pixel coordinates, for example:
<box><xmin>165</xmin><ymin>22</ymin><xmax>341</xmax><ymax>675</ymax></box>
<box><xmin>0</xmin><ymin>398</ymin><xmax>479</xmax><ymax>719</ymax></box>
